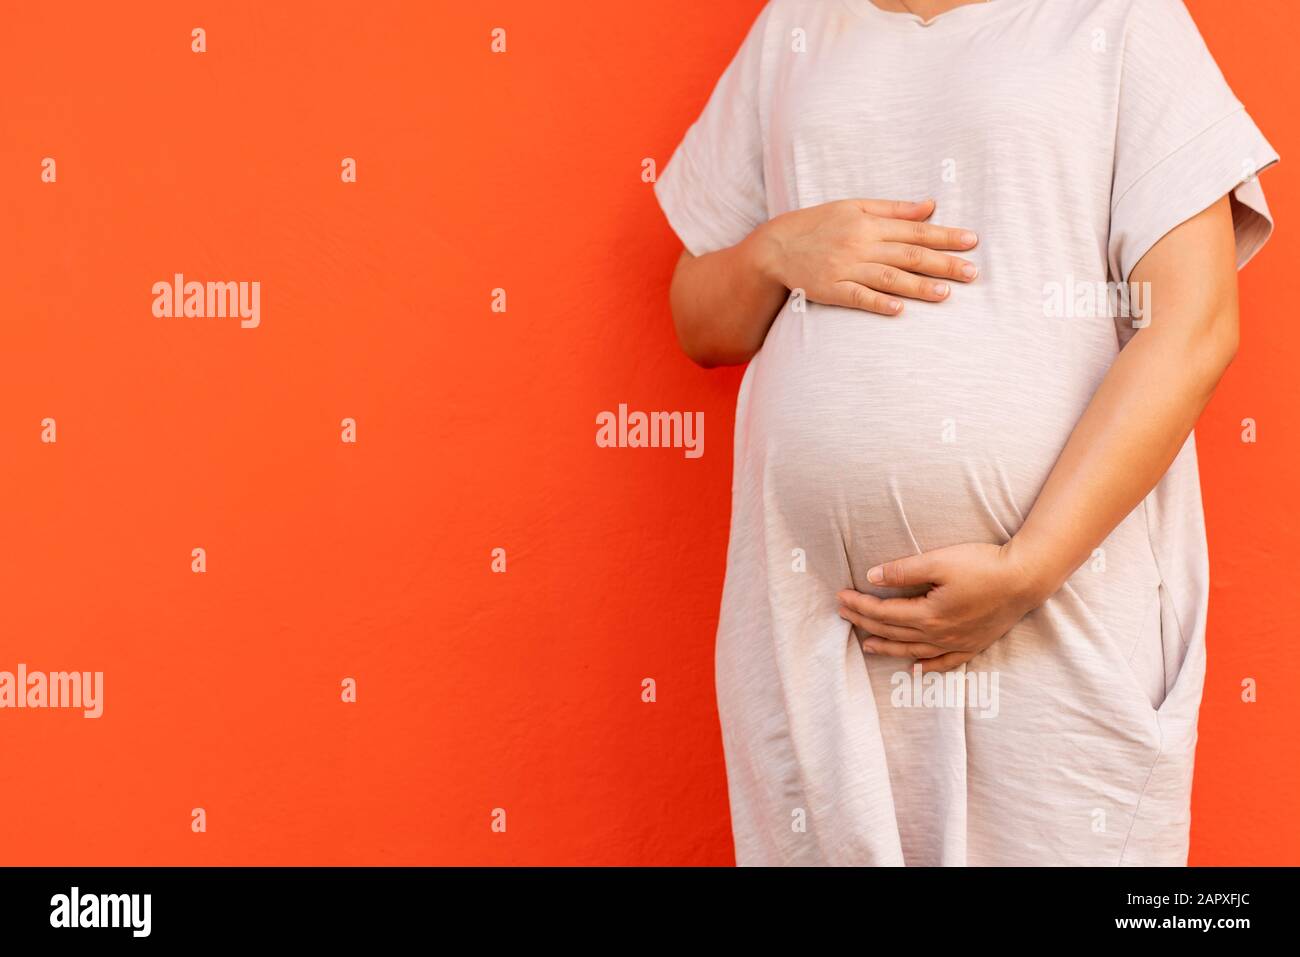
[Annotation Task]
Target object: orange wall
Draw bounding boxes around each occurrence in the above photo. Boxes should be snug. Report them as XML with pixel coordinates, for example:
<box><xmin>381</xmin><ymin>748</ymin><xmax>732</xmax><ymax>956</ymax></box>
<box><xmin>0</xmin><ymin>0</ymin><xmax>1294</xmax><ymax>865</ymax></box>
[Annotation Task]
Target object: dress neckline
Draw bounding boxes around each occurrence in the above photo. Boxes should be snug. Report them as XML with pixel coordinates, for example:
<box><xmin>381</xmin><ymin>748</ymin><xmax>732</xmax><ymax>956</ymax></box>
<box><xmin>843</xmin><ymin>0</ymin><xmax>1036</xmax><ymax>32</ymax></box>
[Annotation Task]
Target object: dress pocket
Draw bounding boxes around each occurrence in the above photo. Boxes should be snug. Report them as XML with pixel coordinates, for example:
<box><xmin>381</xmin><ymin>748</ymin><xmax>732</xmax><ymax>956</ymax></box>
<box><xmin>1118</xmin><ymin>581</ymin><xmax>1198</xmax><ymax>719</ymax></box>
<box><xmin>1120</xmin><ymin>584</ymin><xmax>1168</xmax><ymax>713</ymax></box>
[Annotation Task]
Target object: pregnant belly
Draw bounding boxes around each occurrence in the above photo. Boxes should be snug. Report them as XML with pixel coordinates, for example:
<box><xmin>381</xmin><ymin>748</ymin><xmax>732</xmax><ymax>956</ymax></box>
<box><xmin>740</xmin><ymin>298</ymin><xmax>1118</xmax><ymax>567</ymax></box>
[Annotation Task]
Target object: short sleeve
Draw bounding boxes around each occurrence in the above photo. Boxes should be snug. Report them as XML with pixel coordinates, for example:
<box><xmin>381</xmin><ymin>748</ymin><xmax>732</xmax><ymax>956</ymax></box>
<box><xmin>1108</xmin><ymin>0</ymin><xmax>1279</xmax><ymax>283</ymax></box>
<box><xmin>654</xmin><ymin>4</ymin><xmax>773</xmax><ymax>256</ymax></box>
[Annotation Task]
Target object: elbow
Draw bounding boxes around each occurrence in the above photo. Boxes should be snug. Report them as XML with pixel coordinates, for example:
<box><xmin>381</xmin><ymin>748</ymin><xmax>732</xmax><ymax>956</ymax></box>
<box><xmin>668</xmin><ymin>281</ymin><xmax>753</xmax><ymax>369</ymax></box>
<box><xmin>1184</xmin><ymin>299</ymin><xmax>1240</xmax><ymax>386</ymax></box>
<box><xmin>667</xmin><ymin>262</ymin><xmax>711</xmax><ymax>368</ymax></box>
<box><xmin>687</xmin><ymin>350</ymin><xmax>724</xmax><ymax>370</ymax></box>
<box><xmin>665</xmin><ymin>247</ymin><xmax>761</xmax><ymax>368</ymax></box>
<box><xmin>672</xmin><ymin>315</ymin><xmax>732</xmax><ymax>369</ymax></box>
<box><xmin>668</xmin><ymin>298</ymin><xmax>707</xmax><ymax>366</ymax></box>
<box><xmin>672</xmin><ymin>307</ymin><xmax>759</xmax><ymax>368</ymax></box>
<box><xmin>1207</xmin><ymin>298</ymin><xmax>1240</xmax><ymax>377</ymax></box>
<box><xmin>1141</xmin><ymin>296</ymin><xmax>1239</xmax><ymax>392</ymax></box>
<box><xmin>1216</xmin><ymin>325</ymin><xmax>1240</xmax><ymax>374</ymax></box>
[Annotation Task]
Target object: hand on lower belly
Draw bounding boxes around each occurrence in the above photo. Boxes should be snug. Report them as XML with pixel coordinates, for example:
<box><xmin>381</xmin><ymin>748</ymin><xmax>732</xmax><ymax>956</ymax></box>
<box><xmin>836</xmin><ymin>542</ymin><xmax>1047</xmax><ymax>673</ymax></box>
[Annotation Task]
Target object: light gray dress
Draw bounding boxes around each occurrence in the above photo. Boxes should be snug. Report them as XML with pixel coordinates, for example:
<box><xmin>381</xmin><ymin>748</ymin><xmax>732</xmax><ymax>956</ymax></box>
<box><xmin>654</xmin><ymin>0</ymin><xmax>1277</xmax><ymax>865</ymax></box>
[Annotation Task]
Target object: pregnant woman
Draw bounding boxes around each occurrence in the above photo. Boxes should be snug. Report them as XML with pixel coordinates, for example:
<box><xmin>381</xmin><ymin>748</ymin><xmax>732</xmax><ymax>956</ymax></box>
<box><xmin>655</xmin><ymin>0</ymin><xmax>1278</xmax><ymax>865</ymax></box>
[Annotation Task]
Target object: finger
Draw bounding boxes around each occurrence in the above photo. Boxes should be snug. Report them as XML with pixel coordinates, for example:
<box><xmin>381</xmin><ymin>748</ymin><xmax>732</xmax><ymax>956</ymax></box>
<box><xmin>851</xmin><ymin>263</ymin><xmax>952</xmax><ymax>303</ymax></box>
<box><xmin>853</xmin><ymin>198</ymin><xmax>936</xmax><ymax>221</ymax></box>
<box><xmin>838</xmin><ymin>605</ymin><xmax>924</xmax><ymax>642</ymax></box>
<box><xmin>836</xmin><ymin>589</ymin><xmax>930</xmax><ymax>626</ymax></box>
<box><xmin>865</xmin><ymin>553</ymin><xmax>943</xmax><ymax>589</ymax></box>
<box><xmin>917</xmin><ymin>652</ymin><xmax>975</xmax><ymax>674</ymax></box>
<box><xmin>826</xmin><ymin>280</ymin><xmax>903</xmax><ymax>316</ymax></box>
<box><xmin>860</xmin><ymin>636</ymin><xmax>949</xmax><ymax>659</ymax></box>
<box><xmin>869</xmin><ymin>242</ymin><xmax>979</xmax><ymax>282</ymax></box>
<box><xmin>877</xmin><ymin>218</ymin><xmax>979</xmax><ymax>251</ymax></box>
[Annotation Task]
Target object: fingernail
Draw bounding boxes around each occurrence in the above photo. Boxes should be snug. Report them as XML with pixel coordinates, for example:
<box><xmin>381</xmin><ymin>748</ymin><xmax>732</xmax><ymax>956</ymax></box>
<box><xmin>867</xmin><ymin>565</ymin><xmax>884</xmax><ymax>584</ymax></box>
<box><xmin>862</xmin><ymin>645</ymin><xmax>877</xmax><ymax>655</ymax></box>
<box><xmin>961</xmin><ymin>263</ymin><xmax>978</xmax><ymax>279</ymax></box>
<box><xmin>960</xmin><ymin>231</ymin><xmax>978</xmax><ymax>246</ymax></box>
<box><xmin>889</xmin><ymin>299</ymin><xmax>903</xmax><ymax>313</ymax></box>
<box><xmin>932</xmin><ymin>282</ymin><xmax>949</xmax><ymax>298</ymax></box>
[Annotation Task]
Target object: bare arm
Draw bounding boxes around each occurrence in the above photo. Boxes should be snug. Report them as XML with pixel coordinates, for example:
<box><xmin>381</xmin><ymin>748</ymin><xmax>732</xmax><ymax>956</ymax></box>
<box><xmin>667</xmin><ymin>198</ymin><xmax>981</xmax><ymax>368</ymax></box>
<box><xmin>667</xmin><ymin>241</ymin><xmax>789</xmax><ymax>369</ymax></box>
<box><xmin>1007</xmin><ymin>194</ymin><xmax>1240</xmax><ymax>598</ymax></box>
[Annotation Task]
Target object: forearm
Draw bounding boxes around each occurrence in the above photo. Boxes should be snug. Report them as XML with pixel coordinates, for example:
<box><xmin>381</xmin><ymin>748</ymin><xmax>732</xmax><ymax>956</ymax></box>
<box><xmin>666</xmin><ymin>198</ymin><xmax>980</xmax><ymax>367</ymax></box>
<box><xmin>1007</xmin><ymin>198</ymin><xmax>1240</xmax><ymax>602</ymax></box>
<box><xmin>668</xmin><ymin>227</ymin><xmax>788</xmax><ymax>368</ymax></box>
<box><xmin>1009</xmin><ymin>320</ymin><xmax>1234</xmax><ymax>598</ymax></box>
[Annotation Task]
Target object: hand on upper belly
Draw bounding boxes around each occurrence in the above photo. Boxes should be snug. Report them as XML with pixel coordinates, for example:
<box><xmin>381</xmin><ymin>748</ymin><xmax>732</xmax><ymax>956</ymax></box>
<box><xmin>836</xmin><ymin>542</ymin><xmax>1047</xmax><ymax>673</ymax></box>
<box><xmin>758</xmin><ymin>197</ymin><xmax>980</xmax><ymax>316</ymax></box>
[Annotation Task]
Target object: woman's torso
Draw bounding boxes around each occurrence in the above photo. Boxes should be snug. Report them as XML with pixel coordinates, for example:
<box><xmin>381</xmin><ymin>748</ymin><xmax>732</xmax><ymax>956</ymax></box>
<box><xmin>743</xmin><ymin>0</ymin><xmax>1145</xmax><ymax>572</ymax></box>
